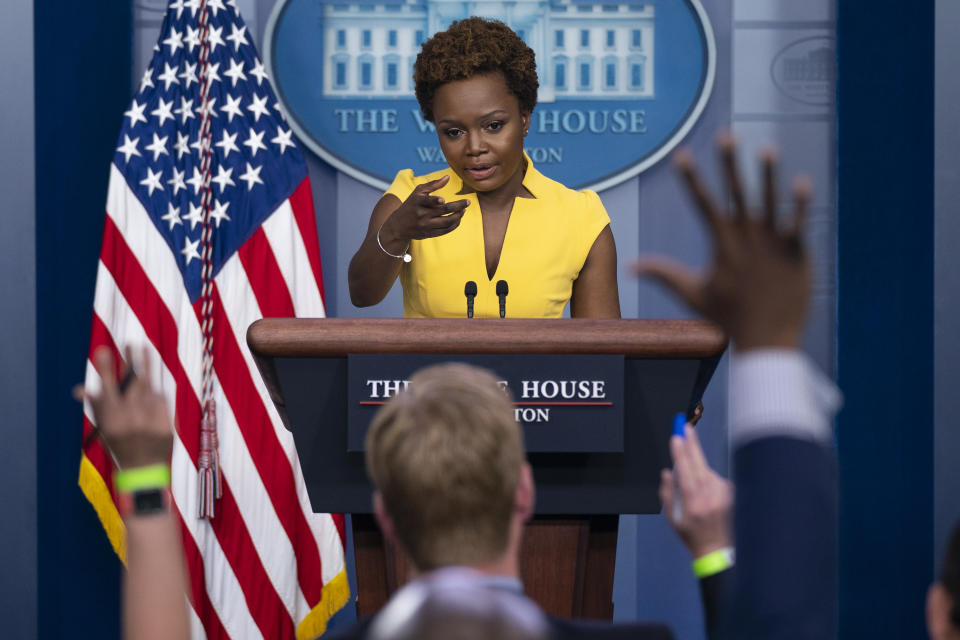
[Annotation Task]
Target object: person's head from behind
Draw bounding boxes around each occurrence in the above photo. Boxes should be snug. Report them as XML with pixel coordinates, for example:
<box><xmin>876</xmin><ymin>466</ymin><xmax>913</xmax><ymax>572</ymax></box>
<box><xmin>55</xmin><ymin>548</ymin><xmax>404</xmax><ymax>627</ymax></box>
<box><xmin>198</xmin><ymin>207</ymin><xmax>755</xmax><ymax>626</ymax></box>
<box><xmin>368</xmin><ymin>567</ymin><xmax>549</xmax><ymax>640</ymax></box>
<box><xmin>413</xmin><ymin>17</ymin><xmax>538</xmax><ymax>196</ymax></box>
<box><xmin>929</xmin><ymin>522</ymin><xmax>960</xmax><ymax>639</ymax></box>
<box><xmin>365</xmin><ymin>363</ymin><xmax>533</xmax><ymax>572</ymax></box>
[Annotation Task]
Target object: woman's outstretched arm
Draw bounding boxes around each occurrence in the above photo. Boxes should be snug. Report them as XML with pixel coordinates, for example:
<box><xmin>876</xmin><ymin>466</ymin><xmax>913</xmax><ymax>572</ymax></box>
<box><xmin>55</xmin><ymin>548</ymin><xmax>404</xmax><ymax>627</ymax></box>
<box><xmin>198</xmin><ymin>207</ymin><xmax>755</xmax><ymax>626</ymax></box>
<box><xmin>348</xmin><ymin>175</ymin><xmax>468</xmax><ymax>307</ymax></box>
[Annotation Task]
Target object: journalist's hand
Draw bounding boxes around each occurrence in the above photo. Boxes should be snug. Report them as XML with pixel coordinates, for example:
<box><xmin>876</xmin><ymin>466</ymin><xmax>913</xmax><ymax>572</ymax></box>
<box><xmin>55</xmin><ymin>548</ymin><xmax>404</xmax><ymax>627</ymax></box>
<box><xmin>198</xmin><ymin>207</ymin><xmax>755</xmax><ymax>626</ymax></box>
<box><xmin>75</xmin><ymin>346</ymin><xmax>173</xmax><ymax>469</ymax></box>
<box><xmin>660</xmin><ymin>424</ymin><xmax>733</xmax><ymax>558</ymax></box>
<box><xmin>635</xmin><ymin>134</ymin><xmax>812</xmax><ymax>351</ymax></box>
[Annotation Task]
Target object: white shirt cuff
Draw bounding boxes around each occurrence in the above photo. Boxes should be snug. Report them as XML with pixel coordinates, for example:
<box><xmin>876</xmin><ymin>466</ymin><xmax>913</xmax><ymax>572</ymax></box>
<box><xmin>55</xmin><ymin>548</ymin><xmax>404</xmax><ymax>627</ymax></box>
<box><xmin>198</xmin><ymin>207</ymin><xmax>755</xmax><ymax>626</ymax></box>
<box><xmin>729</xmin><ymin>349</ymin><xmax>842</xmax><ymax>447</ymax></box>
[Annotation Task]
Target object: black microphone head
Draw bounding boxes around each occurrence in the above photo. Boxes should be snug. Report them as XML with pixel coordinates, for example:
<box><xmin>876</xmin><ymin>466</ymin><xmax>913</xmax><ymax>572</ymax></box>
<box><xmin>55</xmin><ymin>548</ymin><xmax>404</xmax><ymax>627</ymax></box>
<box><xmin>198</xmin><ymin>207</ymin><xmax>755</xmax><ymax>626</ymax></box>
<box><xmin>496</xmin><ymin>280</ymin><xmax>508</xmax><ymax>296</ymax></box>
<box><xmin>464</xmin><ymin>281</ymin><xmax>477</xmax><ymax>297</ymax></box>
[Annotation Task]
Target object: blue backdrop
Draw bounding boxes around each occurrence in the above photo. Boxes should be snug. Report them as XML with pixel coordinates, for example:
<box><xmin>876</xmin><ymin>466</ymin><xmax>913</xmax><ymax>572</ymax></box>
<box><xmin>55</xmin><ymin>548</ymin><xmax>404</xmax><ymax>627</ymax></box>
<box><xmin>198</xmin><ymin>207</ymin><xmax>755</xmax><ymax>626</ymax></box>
<box><xmin>837</xmin><ymin>2</ymin><xmax>934</xmax><ymax>637</ymax></box>
<box><xmin>34</xmin><ymin>2</ymin><xmax>132</xmax><ymax>637</ymax></box>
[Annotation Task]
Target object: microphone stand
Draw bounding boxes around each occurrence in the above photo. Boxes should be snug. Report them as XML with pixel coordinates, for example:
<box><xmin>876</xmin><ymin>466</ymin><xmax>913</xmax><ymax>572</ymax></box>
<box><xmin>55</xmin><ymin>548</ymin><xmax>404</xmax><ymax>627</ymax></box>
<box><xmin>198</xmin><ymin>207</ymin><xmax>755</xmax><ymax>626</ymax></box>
<box><xmin>496</xmin><ymin>280</ymin><xmax>508</xmax><ymax>318</ymax></box>
<box><xmin>464</xmin><ymin>281</ymin><xmax>477</xmax><ymax>318</ymax></box>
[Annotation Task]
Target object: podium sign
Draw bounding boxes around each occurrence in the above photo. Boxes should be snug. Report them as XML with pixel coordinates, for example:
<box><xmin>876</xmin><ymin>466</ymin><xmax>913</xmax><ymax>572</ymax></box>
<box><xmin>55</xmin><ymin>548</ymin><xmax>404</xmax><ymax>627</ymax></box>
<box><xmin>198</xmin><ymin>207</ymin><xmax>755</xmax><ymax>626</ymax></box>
<box><xmin>248</xmin><ymin>318</ymin><xmax>724</xmax><ymax>515</ymax></box>
<box><xmin>347</xmin><ymin>354</ymin><xmax>625</xmax><ymax>453</ymax></box>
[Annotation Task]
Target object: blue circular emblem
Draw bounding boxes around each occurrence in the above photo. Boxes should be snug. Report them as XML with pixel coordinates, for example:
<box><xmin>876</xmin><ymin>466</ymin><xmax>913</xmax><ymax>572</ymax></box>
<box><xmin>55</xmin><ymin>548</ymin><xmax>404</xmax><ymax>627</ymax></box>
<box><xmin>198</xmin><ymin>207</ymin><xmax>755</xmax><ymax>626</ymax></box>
<box><xmin>265</xmin><ymin>0</ymin><xmax>715</xmax><ymax>191</ymax></box>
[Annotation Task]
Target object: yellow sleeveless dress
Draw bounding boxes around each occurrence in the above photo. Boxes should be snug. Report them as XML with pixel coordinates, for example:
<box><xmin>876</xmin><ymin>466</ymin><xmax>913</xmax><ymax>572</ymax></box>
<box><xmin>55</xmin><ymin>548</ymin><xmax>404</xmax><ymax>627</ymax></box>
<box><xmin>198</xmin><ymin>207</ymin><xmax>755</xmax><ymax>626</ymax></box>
<box><xmin>385</xmin><ymin>159</ymin><xmax>611</xmax><ymax>318</ymax></box>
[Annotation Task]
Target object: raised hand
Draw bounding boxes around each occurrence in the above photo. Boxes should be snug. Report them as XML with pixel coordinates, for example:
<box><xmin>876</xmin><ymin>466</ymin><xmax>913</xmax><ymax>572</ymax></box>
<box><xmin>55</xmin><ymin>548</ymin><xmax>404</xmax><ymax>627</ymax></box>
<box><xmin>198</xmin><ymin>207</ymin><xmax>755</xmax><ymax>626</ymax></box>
<box><xmin>636</xmin><ymin>134</ymin><xmax>813</xmax><ymax>351</ymax></box>
<box><xmin>660</xmin><ymin>424</ymin><xmax>733</xmax><ymax>558</ymax></box>
<box><xmin>77</xmin><ymin>347</ymin><xmax>189</xmax><ymax>640</ymax></box>
<box><xmin>75</xmin><ymin>346</ymin><xmax>173</xmax><ymax>469</ymax></box>
<box><xmin>380</xmin><ymin>174</ymin><xmax>470</xmax><ymax>245</ymax></box>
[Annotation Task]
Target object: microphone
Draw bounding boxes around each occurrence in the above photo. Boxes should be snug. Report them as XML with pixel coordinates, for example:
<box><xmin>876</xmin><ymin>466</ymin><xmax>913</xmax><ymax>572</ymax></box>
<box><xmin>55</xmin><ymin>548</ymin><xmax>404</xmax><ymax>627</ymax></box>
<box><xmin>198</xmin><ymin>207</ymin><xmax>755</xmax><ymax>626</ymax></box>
<box><xmin>496</xmin><ymin>280</ymin><xmax>508</xmax><ymax>318</ymax></box>
<box><xmin>464</xmin><ymin>281</ymin><xmax>477</xmax><ymax>318</ymax></box>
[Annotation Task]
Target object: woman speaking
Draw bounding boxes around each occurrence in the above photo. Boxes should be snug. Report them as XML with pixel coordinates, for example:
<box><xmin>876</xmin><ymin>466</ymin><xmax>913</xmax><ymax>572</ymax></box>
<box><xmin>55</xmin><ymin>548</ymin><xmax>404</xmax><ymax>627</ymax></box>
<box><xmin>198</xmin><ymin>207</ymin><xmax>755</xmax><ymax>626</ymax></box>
<box><xmin>348</xmin><ymin>17</ymin><xmax>621</xmax><ymax>319</ymax></box>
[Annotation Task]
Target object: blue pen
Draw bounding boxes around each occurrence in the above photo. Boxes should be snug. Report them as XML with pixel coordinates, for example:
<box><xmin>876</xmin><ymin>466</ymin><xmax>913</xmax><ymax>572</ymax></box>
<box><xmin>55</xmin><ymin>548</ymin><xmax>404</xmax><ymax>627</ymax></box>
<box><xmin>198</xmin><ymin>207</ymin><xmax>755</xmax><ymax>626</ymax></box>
<box><xmin>672</xmin><ymin>412</ymin><xmax>687</xmax><ymax>438</ymax></box>
<box><xmin>672</xmin><ymin>412</ymin><xmax>686</xmax><ymax>524</ymax></box>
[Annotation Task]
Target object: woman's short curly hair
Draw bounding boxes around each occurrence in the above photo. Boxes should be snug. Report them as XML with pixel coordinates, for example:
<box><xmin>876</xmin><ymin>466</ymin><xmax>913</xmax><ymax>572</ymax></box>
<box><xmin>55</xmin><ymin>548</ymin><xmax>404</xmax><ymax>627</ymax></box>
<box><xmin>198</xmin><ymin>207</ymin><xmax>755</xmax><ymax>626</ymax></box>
<box><xmin>413</xmin><ymin>17</ymin><xmax>538</xmax><ymax>123</ymax></box>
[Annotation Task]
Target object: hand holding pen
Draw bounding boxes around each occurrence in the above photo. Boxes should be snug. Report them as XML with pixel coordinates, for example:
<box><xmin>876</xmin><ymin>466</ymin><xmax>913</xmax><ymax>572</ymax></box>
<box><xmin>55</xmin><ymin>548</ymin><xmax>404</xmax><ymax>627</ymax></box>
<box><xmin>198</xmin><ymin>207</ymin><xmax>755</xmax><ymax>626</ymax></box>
<box><xmin>659</xmin><ymin>418</ymin><xmax>733</xmax><ymax>559</ymax></box>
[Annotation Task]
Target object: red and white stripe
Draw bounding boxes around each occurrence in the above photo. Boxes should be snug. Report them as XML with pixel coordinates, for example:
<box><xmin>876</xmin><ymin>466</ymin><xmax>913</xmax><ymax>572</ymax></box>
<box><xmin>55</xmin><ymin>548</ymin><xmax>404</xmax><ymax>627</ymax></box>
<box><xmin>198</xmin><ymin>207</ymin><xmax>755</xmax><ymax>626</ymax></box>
<box><xmin>81</xmin><ymin>164</ymin><xmax>346</xmax><ymax>639</ymax></box>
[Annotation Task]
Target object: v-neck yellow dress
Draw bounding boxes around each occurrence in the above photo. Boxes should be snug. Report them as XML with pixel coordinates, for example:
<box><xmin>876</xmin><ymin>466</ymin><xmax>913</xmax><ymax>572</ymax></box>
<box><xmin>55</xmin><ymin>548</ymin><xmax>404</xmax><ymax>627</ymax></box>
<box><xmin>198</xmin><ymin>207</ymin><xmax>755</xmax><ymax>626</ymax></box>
<box><xmin>385</xmin><ymin>159</ymin><xmax>611</xmax><ymax>318</ymax></box>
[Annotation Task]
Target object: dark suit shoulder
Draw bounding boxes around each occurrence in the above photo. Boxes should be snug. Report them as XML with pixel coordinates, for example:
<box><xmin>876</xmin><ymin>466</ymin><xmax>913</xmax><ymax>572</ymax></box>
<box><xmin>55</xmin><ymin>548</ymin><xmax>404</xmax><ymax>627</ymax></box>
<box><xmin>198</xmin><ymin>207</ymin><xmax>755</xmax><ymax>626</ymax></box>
<box><xmin>549</xmin><ymin>617</ymin><xmax>674</xmax><ymax>640</ymax></box>
<box><xmin>729</xmin><ymin>435</ymin><xmax>837</xmax><ymax>640</ymax></box>
<box><xmin>321</xmin><ymin>616</ymin><xmax>372</xmax><ymax>640</ymax></box>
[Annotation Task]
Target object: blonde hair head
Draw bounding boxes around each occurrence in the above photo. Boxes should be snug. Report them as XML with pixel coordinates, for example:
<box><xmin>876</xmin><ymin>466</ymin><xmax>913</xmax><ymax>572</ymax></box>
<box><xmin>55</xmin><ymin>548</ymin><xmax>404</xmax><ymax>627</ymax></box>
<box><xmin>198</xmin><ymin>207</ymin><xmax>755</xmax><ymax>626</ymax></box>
<box><xmin>365</xmin><ymin>363</ymin><xmax>524</xmax><ymax>570</ymax></box>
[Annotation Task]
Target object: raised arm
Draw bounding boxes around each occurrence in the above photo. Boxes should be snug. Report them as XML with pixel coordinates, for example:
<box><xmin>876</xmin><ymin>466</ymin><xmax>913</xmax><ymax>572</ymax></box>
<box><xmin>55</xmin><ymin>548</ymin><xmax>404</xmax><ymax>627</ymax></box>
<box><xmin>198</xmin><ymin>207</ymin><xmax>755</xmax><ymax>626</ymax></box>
<box><xmin>635</xmin><ymin>138</ymin><xmax>811</xmax><ymax>349</ymax></box>
<box><xmin>660</xmin><ymin>423</ymin><xmax>734</xmax><ymax>639</ymax></box>
<box><xmin>348</xmin><ymin>175</ymin><xmax>468</xmax><ymax>307</ymax></box>
<box><xmin>76</xmin><ymin>347</ymin><xmax>189</xmax><ymax>640</ymax></box>
<box><xmin>638</xmin><ymin>135</ymin><xmax>839</xmax><ymax>640</ymax></box>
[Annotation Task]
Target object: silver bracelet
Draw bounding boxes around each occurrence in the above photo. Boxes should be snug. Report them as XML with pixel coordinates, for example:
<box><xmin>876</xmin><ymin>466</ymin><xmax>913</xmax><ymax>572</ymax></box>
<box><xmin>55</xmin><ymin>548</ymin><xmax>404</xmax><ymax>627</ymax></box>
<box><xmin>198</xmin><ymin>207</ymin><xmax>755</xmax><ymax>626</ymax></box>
<box><xmin>377</xmin><ymin>224</ymin><xmax>412</xmax><ymax>263</ymax></box>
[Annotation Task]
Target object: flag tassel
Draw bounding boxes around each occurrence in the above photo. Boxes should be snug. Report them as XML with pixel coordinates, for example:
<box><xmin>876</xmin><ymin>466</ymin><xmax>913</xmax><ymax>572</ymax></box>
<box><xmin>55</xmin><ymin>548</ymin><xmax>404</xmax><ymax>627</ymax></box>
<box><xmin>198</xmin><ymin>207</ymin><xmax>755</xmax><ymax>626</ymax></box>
<box><xmin>198</xmin><ymin>400</ymin><xmax>219</xmax><ymax>518</ymax></box>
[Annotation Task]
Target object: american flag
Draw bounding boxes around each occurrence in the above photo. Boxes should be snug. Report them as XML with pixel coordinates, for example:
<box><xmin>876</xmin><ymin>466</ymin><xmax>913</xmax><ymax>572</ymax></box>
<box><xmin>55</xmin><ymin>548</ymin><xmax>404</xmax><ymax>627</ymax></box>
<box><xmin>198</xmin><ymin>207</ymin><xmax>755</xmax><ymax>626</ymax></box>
<box><xmin>78</xmin><ymin>1</ymin><xmax>348</xmax><ymax>638</ymax></box>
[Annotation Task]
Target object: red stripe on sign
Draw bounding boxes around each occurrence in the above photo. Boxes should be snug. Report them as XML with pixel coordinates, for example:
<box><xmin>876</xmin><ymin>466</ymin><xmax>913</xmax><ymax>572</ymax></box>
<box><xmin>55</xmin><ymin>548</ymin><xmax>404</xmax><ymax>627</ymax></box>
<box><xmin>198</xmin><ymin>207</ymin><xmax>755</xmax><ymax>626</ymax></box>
<box><xmin>288</xmin><ymin>179</ymin><xmax>326</xmax><ymax>304</ymax></box>
<box><xmin>360</xmin><ymin>400</ymin><xmax>613</xmax><ymax>407</ymax></box>
<box><xmin>100</xmin><ymin>218</ymin><xmax>296</xmax><ymax>638</ymax></box>
<box><xmin>361</xmin><ymin>401</ymin><xmax>613</xmax><ymax>407</ymax></box>
<box><xmin>176</xmin><ymin>507</ymin><xmax>230</xmax><ymax>640</ymax></box>
<box><xmin>238</xmin><ymin>227</ymin><xmax>296</xmax><ymax>318</ymax></box>
<box><xmin>204</xmin><ymin>283</ymin><xmax>327</xmax><ymax>606</ymax></box>
<box><xmin>512</xmin><ymin>402</ymin><xmax>614</xmax><ymax>407</ymax></box>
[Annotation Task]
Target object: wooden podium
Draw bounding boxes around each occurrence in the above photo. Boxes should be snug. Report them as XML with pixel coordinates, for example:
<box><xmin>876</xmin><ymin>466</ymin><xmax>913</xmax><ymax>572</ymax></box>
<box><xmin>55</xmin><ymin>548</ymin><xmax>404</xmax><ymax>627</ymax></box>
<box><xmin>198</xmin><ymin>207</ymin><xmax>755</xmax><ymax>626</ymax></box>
<box><xmin>248</xmin><ymin>318</ymin><xmax>725</xmax><ymax>620</ymax></box>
